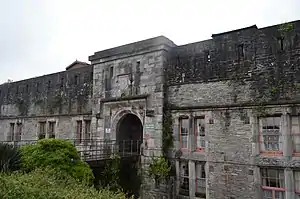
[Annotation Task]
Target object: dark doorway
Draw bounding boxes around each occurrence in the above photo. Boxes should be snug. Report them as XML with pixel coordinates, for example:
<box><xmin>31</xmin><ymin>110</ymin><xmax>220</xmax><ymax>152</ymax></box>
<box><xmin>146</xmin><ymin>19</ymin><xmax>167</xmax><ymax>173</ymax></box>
<box><xmin>117</xmin><ymin>113</ymin><xmax>143</xmax><ymax>154</ymax></box>
<box><xmin>116</xmin><ymin>114</ymin><xmax>143</xmax><ymax>198</ymax></box>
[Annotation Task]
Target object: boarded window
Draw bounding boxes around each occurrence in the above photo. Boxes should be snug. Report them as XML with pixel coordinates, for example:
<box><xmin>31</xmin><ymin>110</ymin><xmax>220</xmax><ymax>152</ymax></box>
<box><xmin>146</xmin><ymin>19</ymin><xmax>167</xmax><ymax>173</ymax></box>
<box><xmin>7</xmin><ymin>123</ymin><xmax>15</xmax><ymax>141</ymax></box>
<box><xmin>15</xmin><ymin>123</ymin><xmax>22</xmax><ymax>141</ymax></box>
<box><xmin>84</xmin><ymin>120</ymin><xmax>91</xmax><ymax>141</ymax></box>
<box><xmin>76</xmin><ymin>121</ymin><xmax>83</xmax><ymax>144</ymax></box>
<box><xmin>48</xmin><ymin>122</ymin><xmax>55</xmax><ymax>138</ymax></box>
<box><xmin>38</xmin><ymin>122</ymin><xmax>46</xmax><ymax>139</ymax></box>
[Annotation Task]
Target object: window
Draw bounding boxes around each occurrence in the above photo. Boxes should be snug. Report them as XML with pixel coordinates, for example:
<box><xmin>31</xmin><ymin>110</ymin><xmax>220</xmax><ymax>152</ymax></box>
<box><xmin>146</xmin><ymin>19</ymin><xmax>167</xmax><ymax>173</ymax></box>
<box><xmin>195</xmin><ymin>117</ymin><xmax>205</xmax><ymax>151</ymax></box>
<box><xmin>179</xmin><ymin>161</ymin><xmax>189</xmax><ymax>196</ymax></box>
<box><xmin>26</xmin><ymin>84</ymin><xmax>29</xmax><ymax>93</ymax></box>
<box><xmin>7</xmin><ymin>123</ymin><xmax>15</xmax><ymax>141</ymax></box>
<box><xmin>84</xmin><ymin>120</ymin><xmax>91</xmax><ymax>141</ymax></box>
<box><xmin>278</xmin><ymin>37</ymin><xmax>284</xmax><ymax>51</ymax></box>
<box><xmin>48</xmin><ymin>122</ymin><xmax>55</xmax><ymax>138</ymax></box>
<box><xmin>136</xmin><ymin>61</ymin><xmax>140</xmax><ymax>72</ymax></box>
<box><xmin>38</xmin><ymin>122</ymin><xmax>46</xmax><ymax>139</ymax></box>
<box><xmin>60</xmin><ymin>77</ymin><xmax>64</xmax><ymax>89</ymax></box>
<box><xmin>259</xmin><ymin>116</ymin><xmax>283</xmax><ymax>154</ymax></box>
<box><xmin>261</xmin><ymin>168</ymin><xmax>285</xmax><ymax>199</ymax></box>
<box><xmin>237</xmin><ymin>44</ymin><xmax>244</xmax><ymax>60</ymax></box>
<box><xmin>179</xmin><ymin>117</ymin><xmax>189</xmax><ymax>149</ymax></box>
<box><xmin>36</xmin><ymin>82</ymin><xmax>40</xmax><ymax>92</ymax></box>
<box><xmin>294</xmin><ymin>171</ymin><xmax>300</xmax><ymax>197</ymax></box>
<box><xmin>109</xmin><ymin>67</ymin><xmax>114</xmax><ymax>78</ymax></box>
<box><xmin>292</xmin><ymin>116</ymin><xmax>300</xmax><ymax>154</ymax></box>
<box><xmin>74</xmin><ymin>75</ymin><xmax>79</xmax><ymax>85</ymax></box>
<box><xmin>15</xmin><ymin>123</ymin><xmax>22</xmax><ymax>141</ymax></box>
<box><xmin>76</xmin><ymin>121</ymin><xmax>83</xmax><ymax>144</ymax></box>
<box><xmin>47</xmin><ymin>80</ymin><xmax>51</xmax><ymax>90</ymax></box>
<box><xmin>195</xmin><ymin>162</ymin><xmax>206</xmax><ymax>197</ymax></box>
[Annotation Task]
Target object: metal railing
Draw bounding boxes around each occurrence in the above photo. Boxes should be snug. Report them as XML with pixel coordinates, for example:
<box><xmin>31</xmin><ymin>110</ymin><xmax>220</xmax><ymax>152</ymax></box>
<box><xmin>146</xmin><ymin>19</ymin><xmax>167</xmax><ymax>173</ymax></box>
<box><xmin>0</xmin><ymin>139</ymin><xmax>142</xmax><ymax>161</ymax></box>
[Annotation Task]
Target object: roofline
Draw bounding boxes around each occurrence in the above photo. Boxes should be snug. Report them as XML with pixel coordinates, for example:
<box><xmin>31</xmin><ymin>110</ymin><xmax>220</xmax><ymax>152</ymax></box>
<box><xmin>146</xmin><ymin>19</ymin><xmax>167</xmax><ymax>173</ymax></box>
<box><xmin>212</xmin><ymin>25</ymin><xmax>258</xmax><ymax>37</ymax></box>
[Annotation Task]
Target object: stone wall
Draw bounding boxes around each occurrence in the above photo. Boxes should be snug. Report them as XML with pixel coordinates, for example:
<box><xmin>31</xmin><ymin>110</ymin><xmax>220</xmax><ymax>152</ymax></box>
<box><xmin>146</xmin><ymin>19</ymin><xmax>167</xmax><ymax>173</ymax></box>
<box><xmin>167</xmin><ymin>20</ymin><xmax>300</xmax><ymax>199</ymax></box>
<box><xmin>0</xmin><ymin>64</ymin><xmax>93</xmax><ymax>140</ymax></box>
<box><xmin>89</xmin><ymin>36</ymin><xmax>175</xmax><ymax>156</ymax></box>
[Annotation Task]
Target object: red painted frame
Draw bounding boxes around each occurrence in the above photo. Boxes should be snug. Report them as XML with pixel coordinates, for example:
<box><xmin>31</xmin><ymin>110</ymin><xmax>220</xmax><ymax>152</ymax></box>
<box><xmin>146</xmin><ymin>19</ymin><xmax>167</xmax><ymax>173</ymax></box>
<box><xmin>194</xmin><ymin>117</ymin><xmax>205</xmax><ymax>152</ymax></box>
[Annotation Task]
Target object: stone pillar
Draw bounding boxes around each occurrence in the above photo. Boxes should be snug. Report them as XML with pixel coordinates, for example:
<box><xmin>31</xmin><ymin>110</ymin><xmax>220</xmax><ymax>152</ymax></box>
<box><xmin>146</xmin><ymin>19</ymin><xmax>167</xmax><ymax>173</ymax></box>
<box><xmin>285</xmin><ymin>168</ymin><xmax>295</xmax><ymax>199</ymax></box>
<box><xmin>251</xmin><ymin>116</ymin><xmax>260</xmax><ymax>158</ymax></box>
<box><xmin>282</xmin><ymin>113</ymin><xmax>292</xmax><ymax>158</ymax></box>
<box><xmin>254</xmin><ymin>166</ymin><xmax>262</xmax><ymax>199</ymax></box>
<box><xmin>175</xmin><ymin>160</ymin><xmax>180</xmax><ymax>196</ymax></box>
<box><xmin>189</xmin><ymin>160</ymin><xmax>196</xmax><ymax>198</ymax></box>
<box><xmin>189</xmin><ymin>115</ymin><xmax>196</xmax><ymax>151</ymax></box>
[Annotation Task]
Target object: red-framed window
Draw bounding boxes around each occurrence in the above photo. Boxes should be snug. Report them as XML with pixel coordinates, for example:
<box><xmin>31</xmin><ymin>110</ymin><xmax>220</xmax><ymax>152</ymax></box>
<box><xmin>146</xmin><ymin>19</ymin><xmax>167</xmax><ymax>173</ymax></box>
<box><xmin>194</xmin><ymin>117</ymin><xmax>205</xmax><ymax>151</ymax></box>
<box><xmin>259</xmin><ymin>116</ymin><xmax>283</xmax><ymax>155</ymax></box>
<box><xmin>195</xmin><ymin>162</ymin><xmax>206</xmax><ymax>197</ymax></box>
<box><xmin>294</xmin><ymin>170</ymin><xmax>300</xmax><ymax>198</ymax></box>
<box><xmin>292</xmin><ymin>116</ymin><xmax>300</xmax><ymax>156</ymax></box>
<box><xmin>179</xmin><ymin>117</ymin><xmax>189</xmax><ymax>150</ymax></box>
<box><xmin>261</xmin><ymin>168</ymin><xmax>285</xmax><ymax>199</ymax></box>
<box><xmin>48</xmin><ymin>121</ymin><xmax>56</xmax><ymax>139</ymax></box>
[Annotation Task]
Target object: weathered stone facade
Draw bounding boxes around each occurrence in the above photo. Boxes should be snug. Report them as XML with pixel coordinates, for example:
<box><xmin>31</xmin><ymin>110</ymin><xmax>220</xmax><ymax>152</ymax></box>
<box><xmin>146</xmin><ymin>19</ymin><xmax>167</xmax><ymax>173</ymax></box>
<box><xmin>1</xmin><ymin>20</ymin><xmax>300</xmax><ymax>198</ymax></box>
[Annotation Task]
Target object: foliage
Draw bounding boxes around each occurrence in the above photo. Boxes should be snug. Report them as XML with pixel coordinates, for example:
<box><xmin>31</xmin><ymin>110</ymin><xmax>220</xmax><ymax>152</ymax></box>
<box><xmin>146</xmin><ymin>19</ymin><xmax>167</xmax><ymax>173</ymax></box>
<box><xmin>162</xmin><ymin>103</ymin><xmax>174</xmax><ymax>157</ymax></box>
<box><xmin>0</xmin><ymin>143</ymin><xmax>21</xmax><ymax>172</ymax></box>
<box><xmin>0</xmin><ymin>169</ymin><xmax>130</xmax><ymax>199</ymax></box>
<box><xmin>101</xmin><ymin>154</ymin><xmax>121</xmax><ymax>191</ymax></box>
<box><xmin>148</xmin><ymin>156</ymin><xmax>171</xmax><ymax>181</ymax></box>
<box><xmin>278</xmin><ymin>22</ymin><xmax>294</xmax><ymax>36</ymax></box>
<box><xmin>20</xmin><ymin>139</ymin><xmax>94</xmax><ymax>184</ymax></box>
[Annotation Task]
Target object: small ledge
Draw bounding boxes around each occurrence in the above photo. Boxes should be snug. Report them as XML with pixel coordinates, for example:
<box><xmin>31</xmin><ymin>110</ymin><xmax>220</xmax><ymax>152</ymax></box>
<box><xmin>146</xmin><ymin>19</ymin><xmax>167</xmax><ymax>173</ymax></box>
<box><xmin>100</xmin><ymin>94</ymin><xmax>149</xmax><ymax>103</ymax></box>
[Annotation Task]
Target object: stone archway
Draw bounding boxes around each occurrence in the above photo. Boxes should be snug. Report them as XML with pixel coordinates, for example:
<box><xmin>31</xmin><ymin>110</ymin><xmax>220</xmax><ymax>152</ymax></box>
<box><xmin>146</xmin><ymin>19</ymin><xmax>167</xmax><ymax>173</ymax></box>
<box><xmin>116</xmin><ymin>113</ymin><xmax>143</xmax><ymax>142</ymax></box>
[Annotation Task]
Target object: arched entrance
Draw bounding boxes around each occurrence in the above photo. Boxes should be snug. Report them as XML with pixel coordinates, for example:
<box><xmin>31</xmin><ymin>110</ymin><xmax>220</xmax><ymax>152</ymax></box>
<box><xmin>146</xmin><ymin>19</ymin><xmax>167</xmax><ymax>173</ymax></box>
<box><xmin>116</xmin><ymin>113</ymin><xmax>143</xmax><ymax>154</ymax></box>
<box><xmin>116</xmin><ymin>113</ymin><xmax>143</xmax><ymax>198</ymax></box>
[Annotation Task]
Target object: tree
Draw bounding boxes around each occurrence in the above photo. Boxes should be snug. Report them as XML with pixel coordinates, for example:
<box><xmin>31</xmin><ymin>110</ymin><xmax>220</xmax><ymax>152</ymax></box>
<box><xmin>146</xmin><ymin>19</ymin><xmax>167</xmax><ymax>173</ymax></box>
<box><xmin>0</xmin><ymin>143</ymin><xmax>21</xmax><ymax>172</ymax></box>
<box><xmin>20</xmin><ymin>139</ymin><xmax>94</xmax><ymax>184</ymax></box>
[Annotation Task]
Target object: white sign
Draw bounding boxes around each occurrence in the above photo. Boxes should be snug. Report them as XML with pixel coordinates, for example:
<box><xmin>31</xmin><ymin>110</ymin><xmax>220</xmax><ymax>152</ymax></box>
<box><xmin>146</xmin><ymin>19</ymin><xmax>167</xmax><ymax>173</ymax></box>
<box><xmin>105</xmin><ymin>128</ymin><xmax>111</xmax><ymax>134</ymax></box>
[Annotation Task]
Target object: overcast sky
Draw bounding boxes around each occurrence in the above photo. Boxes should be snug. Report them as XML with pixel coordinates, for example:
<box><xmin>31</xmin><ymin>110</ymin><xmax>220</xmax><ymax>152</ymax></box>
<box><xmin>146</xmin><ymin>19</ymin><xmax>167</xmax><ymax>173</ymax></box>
<box><xmin>0</xmin><ymin>0</ymin><xmax>299</xmax><ymax>83</ymax></box>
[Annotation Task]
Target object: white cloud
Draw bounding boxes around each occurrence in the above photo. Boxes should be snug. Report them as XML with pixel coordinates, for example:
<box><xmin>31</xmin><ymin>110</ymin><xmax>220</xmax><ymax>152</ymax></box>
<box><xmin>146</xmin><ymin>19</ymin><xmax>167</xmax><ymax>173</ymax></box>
<box><xmin>0</xmin><ymin>0</ymin><xmax>299</xmax><ymax>83</ymax></box>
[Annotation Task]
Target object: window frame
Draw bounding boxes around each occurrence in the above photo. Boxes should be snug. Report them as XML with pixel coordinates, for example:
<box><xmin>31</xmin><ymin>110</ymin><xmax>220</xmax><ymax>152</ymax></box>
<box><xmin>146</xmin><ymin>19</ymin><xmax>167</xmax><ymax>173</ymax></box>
<box><xmin>179</xmin><ymin>161</ymin><xmax>189</xmax><ymax>196</ymax></box>
<box><xmin>294</xmin><ymin>170</ymin><xmax>300</xmax><ymax>195</ymax></box>
<box><xmin>48</xmin><ymin>121</ymin><xmax>56</xmax><ymax>139</ymax></box>
<box><xmin>259</xmin><ymin>116</ymin><xmax>283</xmax><ymax>155</ymax></box>
<box><xmin>291</xmin><ymin>115</ymin><xmax>300</xmax><ymax>156</ymax></box>
<box><xmin>179</xmin><ymin>116</ymin><xmax>189</xmax><ymax>151</ymax></box>
<box><xmin>38</xmin><ymin>121</ymin><xmax>46</xmax><ymax>140</ymax></box>
<box><xmin>261</xmin><ymin>168</ymin><xmax>285</xmax><ymax>199</ymax></box>
<box><xmin>194</xmin><ymin>116</ymin><xmax>206</xmax><ymax>152</ymax></box>
<box><xmin>195</xmin><ymin>162</ymin><xmax>206</xmax><ymax>197</ymax></box>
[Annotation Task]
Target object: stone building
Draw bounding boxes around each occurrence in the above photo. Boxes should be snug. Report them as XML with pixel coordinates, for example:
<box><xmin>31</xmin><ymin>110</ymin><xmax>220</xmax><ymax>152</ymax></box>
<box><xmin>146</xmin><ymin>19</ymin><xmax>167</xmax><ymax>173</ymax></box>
<box><xmin>1</xmin><ymin>19</ymin><xmax>300</xmax><ymax>199</ymax></box>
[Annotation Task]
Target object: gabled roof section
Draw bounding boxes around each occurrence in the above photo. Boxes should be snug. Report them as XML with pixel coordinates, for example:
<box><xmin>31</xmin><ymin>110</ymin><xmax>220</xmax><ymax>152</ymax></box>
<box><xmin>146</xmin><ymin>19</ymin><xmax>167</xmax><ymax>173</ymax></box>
<box><xmin>66</xmin><ymin>60</ymin><xmax>90</xmax><ymax>70</ymax></box>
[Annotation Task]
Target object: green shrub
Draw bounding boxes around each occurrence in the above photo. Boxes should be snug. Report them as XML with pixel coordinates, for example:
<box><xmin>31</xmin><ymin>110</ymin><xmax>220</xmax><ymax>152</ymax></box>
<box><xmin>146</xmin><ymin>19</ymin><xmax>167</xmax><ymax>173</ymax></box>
<box><xmin>0</xmin><ymin>143</ymin><xmax>21</xmax><ymax>172</ymax></box>
<box><xmin>20</xmin><ymin>139</ymin><xmax>94</xmax><ymax>184</ymax></box>
<box><xmin>0</xmin><ymin>169</ymin><xmax>130</xmax><ymax>199</ymax></box>
<box><xmin>148</xmin><ymin>156</ymin><xmax>171</xmax><ymax>180</ymax></box>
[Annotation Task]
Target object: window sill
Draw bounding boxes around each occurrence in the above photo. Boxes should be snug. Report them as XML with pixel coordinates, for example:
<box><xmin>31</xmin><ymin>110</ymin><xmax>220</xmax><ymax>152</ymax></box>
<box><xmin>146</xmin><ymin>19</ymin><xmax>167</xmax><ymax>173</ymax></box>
<box><xmin>292</xmin><ymin>152</ymin><xmax>300</xmax><ymax>157</ymax></box>
<box><xmin>262</xmin><ymin>186</ymin><xmax>285</xmax><ymax>191</ymax></box>
<box><xmin>181</xmin><ymin>148</ymin><xmax>190</xmax><ymax>152</ymax></box>
<box><xmin>195</xmin><ymin>148</ymin><xmax>205</xmax><ymax>152</ymax></box>
<box><xmin>260</xmin><ymin>151</ymin><xmax>283</xmax><ymax>156</ymax></box>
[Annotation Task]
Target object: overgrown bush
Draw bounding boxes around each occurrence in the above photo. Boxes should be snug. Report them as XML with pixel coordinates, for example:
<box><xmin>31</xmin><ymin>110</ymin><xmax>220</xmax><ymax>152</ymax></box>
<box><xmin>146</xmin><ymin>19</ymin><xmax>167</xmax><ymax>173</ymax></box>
<box><xmin>20</xmin><ymin>139</ymin><xmax>94</xmax><ymax>184</ymax></box>
<box><xmin>0</xmin><ymin>169</ymin><xmax>130</xmax><ymax>199</ymax></box>
<box><xmin>148</xmin><ymin>156</ymin><xmax>171</xmax><ymax>181</ymax></box>
<box><xmin>0</xmin><ymin>143</ymin><xmax>21</xmax><ymax>172</ymax></box>
<box><xmin>101</xmin><ymin>154</ymin><xmax>121</xmax><ymax>191</ymax></box>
